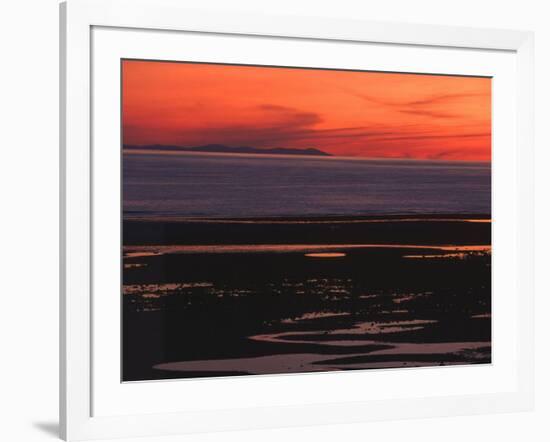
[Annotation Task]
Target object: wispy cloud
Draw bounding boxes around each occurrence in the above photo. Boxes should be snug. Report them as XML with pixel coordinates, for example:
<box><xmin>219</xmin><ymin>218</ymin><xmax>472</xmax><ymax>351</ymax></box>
<box><xmin>353</xmin><ymin>91</ymin><xmax>489</xmax><ymax>120</ymax></box>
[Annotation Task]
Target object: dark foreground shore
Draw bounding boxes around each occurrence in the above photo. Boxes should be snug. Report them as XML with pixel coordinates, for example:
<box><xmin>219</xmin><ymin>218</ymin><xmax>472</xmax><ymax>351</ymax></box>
<box><xmin>122</xmin><ymin>215</ymin><xmax>491</xmax><ymax>381</ymax></box>
<box><xmin>123</xmin><ymin>214</ymin><xmax>490</xmax><ymax>246</ymax></box>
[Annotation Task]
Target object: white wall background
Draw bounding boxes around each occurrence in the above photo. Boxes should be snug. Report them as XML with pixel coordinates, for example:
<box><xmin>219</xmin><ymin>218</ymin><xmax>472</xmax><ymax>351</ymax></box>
<box><xmin>0</xmin><ymin>0</ymin><xmax>547</xmax><ymax>441</ymax></box>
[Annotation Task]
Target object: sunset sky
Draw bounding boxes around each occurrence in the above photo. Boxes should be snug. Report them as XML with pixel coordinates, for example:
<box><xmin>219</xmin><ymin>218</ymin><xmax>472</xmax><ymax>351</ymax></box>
<box><xmin>122</xmin><ymin>60</ymin><xmax>491</xmax><ymax>161</ymax></box>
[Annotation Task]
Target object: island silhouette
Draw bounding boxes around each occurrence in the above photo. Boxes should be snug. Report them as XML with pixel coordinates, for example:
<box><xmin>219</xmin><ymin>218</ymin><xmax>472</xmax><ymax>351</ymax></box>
<box><xmin>123</xmin><ymin>144</ymin><xmax>332</xmax><ymax>157</ymax></box>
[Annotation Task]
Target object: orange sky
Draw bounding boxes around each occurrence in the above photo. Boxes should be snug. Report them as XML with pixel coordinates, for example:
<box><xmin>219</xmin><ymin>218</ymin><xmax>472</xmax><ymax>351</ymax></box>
<box><xmin>122</xmin><ymin>60</ymin><xmax>491</xmax><ymax>161</ymax></box>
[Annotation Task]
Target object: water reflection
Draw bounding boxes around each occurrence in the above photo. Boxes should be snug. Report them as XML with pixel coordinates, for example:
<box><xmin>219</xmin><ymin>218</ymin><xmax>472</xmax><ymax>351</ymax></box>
<box><xmin>124</xmin><ymin>243</ymin><xmax>491</xmax><ymax>256</ymax></box>
<box><xmin>123</xmin><ymin>243</ymin><xmax>491</xmax><ymax>379</ymax></box>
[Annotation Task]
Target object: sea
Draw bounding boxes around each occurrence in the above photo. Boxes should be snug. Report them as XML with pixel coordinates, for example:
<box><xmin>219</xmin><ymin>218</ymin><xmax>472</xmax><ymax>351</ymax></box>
<box><xmin>122</xmin><ymin>150</ymin><xmax>491</xmax><ymax>219</ymax></box>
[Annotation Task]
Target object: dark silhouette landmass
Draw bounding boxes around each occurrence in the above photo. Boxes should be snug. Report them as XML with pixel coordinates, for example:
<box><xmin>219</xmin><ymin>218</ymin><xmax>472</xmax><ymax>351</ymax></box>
<box><xmin>122</xmin><ymin>215</ymin><xmax>491</xmax><ymax>381</ymax></box>
<box><xmin>123</xmin><ymin>143</ymin><xmax>332</xmax><ymax>157</ymax></box>
<box><xmin>123</xmin><ymin>214</ymin><xmax>491</xmax><ymax>246</ymax></box>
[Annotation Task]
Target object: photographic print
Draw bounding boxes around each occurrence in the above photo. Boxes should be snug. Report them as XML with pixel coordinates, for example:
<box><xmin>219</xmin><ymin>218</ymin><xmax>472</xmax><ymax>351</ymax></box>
<box><xmin>122</xmin><ymin>60</ymin><xmax>491</xmax><ymax>381</ymax></box>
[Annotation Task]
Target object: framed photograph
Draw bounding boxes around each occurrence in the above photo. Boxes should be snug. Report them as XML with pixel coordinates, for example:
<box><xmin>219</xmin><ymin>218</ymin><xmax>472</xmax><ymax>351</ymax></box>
<box><xmin>60</xmin><ymin>0</ymin><xmax>534</xmax><ymax>440</ymax></box>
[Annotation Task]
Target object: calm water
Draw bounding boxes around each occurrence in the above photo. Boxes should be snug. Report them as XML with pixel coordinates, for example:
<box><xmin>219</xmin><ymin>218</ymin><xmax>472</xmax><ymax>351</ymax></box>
<box><xmin>123</xmin><ymin>151</ymin><xmax>491</xmax><ymax>219</ymax></box>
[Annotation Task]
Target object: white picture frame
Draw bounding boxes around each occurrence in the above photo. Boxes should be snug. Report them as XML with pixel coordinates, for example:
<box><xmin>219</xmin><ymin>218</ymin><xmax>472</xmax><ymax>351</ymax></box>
<box><xmin>60</xmin><ymin>0</ymin><xmax>534</xmax><ymax>440</ymax></box>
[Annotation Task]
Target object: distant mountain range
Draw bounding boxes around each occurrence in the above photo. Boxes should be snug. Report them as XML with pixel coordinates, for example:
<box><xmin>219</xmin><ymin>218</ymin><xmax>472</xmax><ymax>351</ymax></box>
<box><xmin>123</xmin><ymin>144</ymin><xmax>332</xmax><ymax>157</ymax></box>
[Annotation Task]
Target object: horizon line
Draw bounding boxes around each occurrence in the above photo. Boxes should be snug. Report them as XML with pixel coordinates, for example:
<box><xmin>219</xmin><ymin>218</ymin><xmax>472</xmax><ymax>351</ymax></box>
<box><xmin>122</xmin><ymin>146</ymin><xmax>491</xmax><ymax>164</ymax></box>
